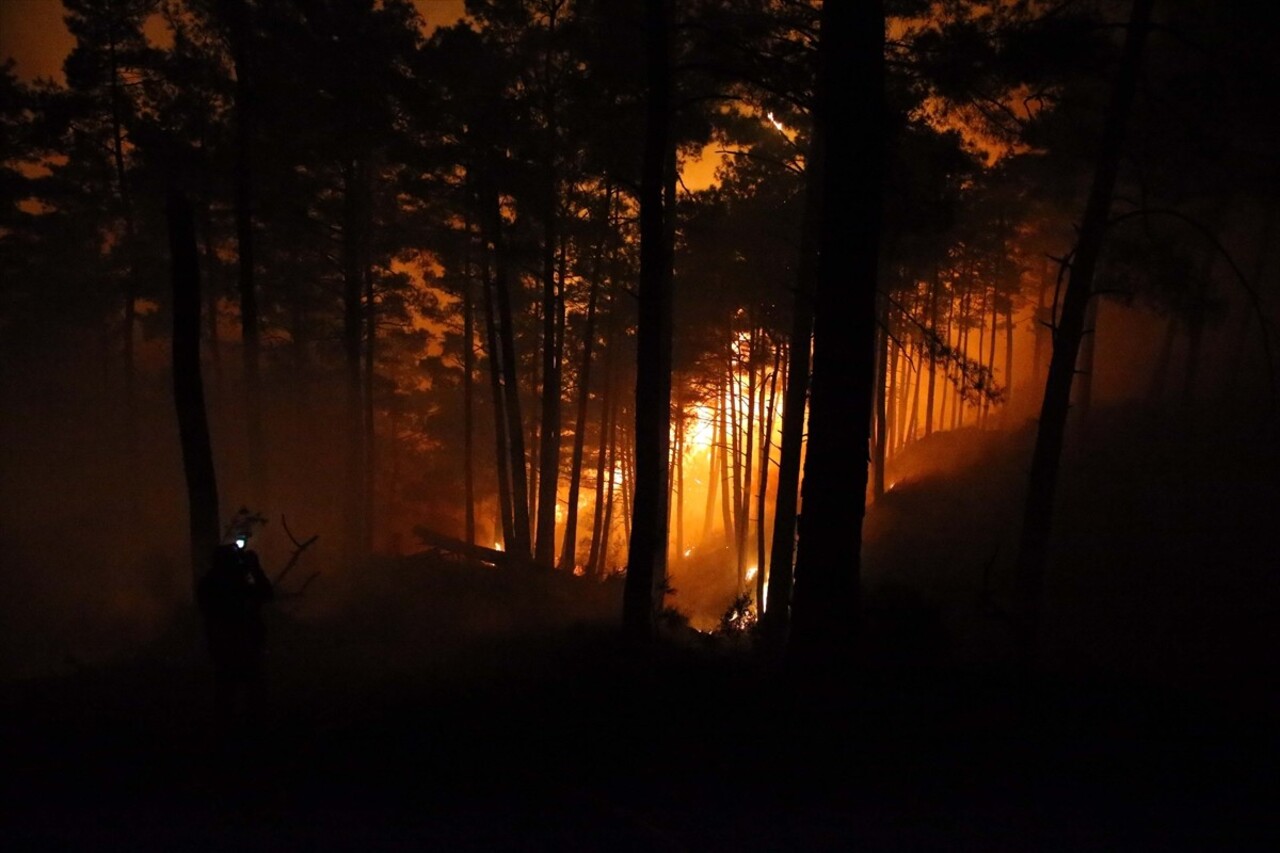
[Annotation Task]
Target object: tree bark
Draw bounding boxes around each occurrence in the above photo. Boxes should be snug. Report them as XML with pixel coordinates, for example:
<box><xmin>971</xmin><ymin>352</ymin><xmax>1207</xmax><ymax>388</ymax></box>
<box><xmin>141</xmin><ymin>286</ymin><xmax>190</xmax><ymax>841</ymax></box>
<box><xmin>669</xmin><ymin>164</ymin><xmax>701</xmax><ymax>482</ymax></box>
<box><xmin>873</xmin><ymin>302</ymin><xmax>890</xmax><ymax>499</ymax></box>
<box><xmin>480</xmin><ymin>236</ymin><xmax>515</xmax><ymax>550</ymax></box>
<box><xmin>169</xmin><ymin>191</ymin><xmax>220</xmax><ymax>593</ymax></box>
<box><xmin>622</xmin><ymin>0</ymin><xmax>675</xmax><ymax>644</ymax></box>
<box><xmin>764</xmin><ymin>133</ymin><xmax>821</xmax><ymax>638</ymax></box>
<box><xmin>558</xmin><ymin>217</ymin><xmax>607</xmax><ymax>572</ymax></box>
<box><xmin>486</xmin><ymin>182</ymin><xmax>534</xmax><ymax>559</ymax></box>
<box><xmin>342</xmin><ymin>159</ymin><xmax>367</xmax><ymax>562</ymax></box>
<box><xmin>1014</xmin><ymin>0</ymin><xmax>1155</xmax><ymax>654</ymax></box>
<box><xmin>788</xmin><ymin>0</ymin><xmax>884</xmax><ymax>663</ymax></box>
<box><xmin>756</xmin><ymin>343</ymin><xmax>780</xmax><ymax>613</ymax></box>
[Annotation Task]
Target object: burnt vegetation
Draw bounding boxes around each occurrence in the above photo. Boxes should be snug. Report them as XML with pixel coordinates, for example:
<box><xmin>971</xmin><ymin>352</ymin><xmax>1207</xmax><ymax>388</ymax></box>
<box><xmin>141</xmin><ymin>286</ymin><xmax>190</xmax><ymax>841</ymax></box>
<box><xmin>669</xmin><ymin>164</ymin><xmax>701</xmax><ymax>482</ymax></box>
<box><xmin>2</xmin><ymin>0</ymin><xmax>1279</xmax><ymax>848</ymax></box>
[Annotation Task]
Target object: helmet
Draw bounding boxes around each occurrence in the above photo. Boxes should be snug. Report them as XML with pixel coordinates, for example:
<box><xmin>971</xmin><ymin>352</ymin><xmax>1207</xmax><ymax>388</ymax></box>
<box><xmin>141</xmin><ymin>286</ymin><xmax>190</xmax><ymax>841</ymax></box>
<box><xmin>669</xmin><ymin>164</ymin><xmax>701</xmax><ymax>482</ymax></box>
<box><xmin>223</xmin><ymin>506</ymin><xmax>267</xmax><ymax>548</ymax></box>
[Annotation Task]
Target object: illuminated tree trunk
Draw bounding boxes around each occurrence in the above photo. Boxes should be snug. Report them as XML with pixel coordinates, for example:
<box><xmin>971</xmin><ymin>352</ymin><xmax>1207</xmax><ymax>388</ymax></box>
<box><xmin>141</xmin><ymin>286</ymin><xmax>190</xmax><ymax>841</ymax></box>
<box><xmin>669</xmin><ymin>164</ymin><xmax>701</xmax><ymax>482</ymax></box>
<box><xmin>673</xmin><ymin>401</ymin><xmax>686</xmax><ymax>560</ymax></box>
<box><xmin>486</xmin><ymin>182</ymin><xmax>533</xmax><ymax>560</ymax></box>
<box><xmin>587</xmin><ymin>331</ymin><xmax>617</xmax><ymax>576</ymax></box>
<box><xmin>560</xmin><ymin>244</ymin><xmax>604</xmax><ymax>572</ymax></box>
<box><xmin>764</xmin><ymin>130</ymin><xmax>820</xmax><ymax>637</ymax></box>
<box><xmin>887</xmin><ymin>334</ymin><xmax>899</xmax><ymax>458</ymax></box>
<box><xmin>938</xmin><ymin>298</ymin><xmax>951</xmax><ymax>432</ymax></box>
<box><xmin>728</xmin><ymin>349</ymin><xmax>744</xmax><ymax>566</ymax></box>
<box><xmin>169</xmin><ymin>191</ymin><xmax>220</xmax><ymax>594</ymax></box>
<box><xmin>535</xmin><ymin>6</ymin><xmax>565</xmax><ymax>568</ymax></box>
<box><xmin>985</xmin><ymin>285</ymin><xmax>998</xmax><ymax>427</ymax></box>
<box><xmin>535</xmin><ymin>184</ymin><xmax>563</xmax><ymax>567</ymax></box>
<box><xmin>481</xmin><ymin>238</ymin><xmax>515</xmax><ymax>551</ymax></box>
<box><xmin>925</xmin><ymin>269</ymin><xmax>940</xmax><ymax>437</ymax></box>
<box><xmin>789</xmin><ymin>0</ymin><xmax>884</xmax><ymax>662</ymax></box>
<box><xmin>737</xmin><ymin>326</ymin><xmax>758</xmax><ymax>585</ymax></box>
<box><xmin>718</xmin><ymin>378</ymin><xmax>734</xmax><ymax>549</ymax></box>
<box><xmin>621</xmin><ymin>407</ymin><xmax>634</xmax><ymax>544</ymax></box>
<box><xmin>1015</xmin><ymin>0</ymin><xmax>1155</xmax><ymax>654</ymax></box>
<box><xmin>463</xmin><ymin>236</ymin><xmax>477</xmax><ymax>549</ymax></box>
<box><xmin>908</xmin><ymin>341</ymin><xmax>922</xmax><ymax>444</ymax></box>
<box><xmin>622</xmin><ymin>0</ymin><xmax>674</xmax><ymax>643</ymax></box>
<box><xmin>756</xmin><ymin>344</ymin><xmax>780</xmax><ymax>613</ymax></box>
<box><xmin>1004</xmin><ymin>296</ymin><xmax>1014</xmax><ymax>420</ymax></box>
<box><xmin>702</xmin><ymin>395</ymin><xmax>720</xmax><ymax>543</ymax></box>
<box><xmin>599</xmin><ymin>394</ymin><xmax>621</xmax><ymax>573</ymax></box>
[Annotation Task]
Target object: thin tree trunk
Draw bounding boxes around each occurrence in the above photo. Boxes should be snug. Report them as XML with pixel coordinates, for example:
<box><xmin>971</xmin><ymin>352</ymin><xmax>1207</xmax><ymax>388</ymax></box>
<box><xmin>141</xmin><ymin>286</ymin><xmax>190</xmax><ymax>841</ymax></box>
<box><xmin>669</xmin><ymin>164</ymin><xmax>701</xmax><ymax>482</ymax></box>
<box><xmin>587</xmin><ymin>329</ymin><xmax>617</xmax><ymax>576</ymax></box>
<box><xmin>364</xmin><ymin>260</ymin><xmax>376</xmax><ymax>554</ymax></box>
<box><xmin>737</xmin><ymin>327</ymin><xmax>758</xmax><ymax>586</ymax></box>
<box><xmin>463</xmin><ymin>235</ymin><xmax>477</xmax><ymax>549</ymax></box>
<box><xmin>873</xmin><ymin>301</ymin><xmax>889</xmax><ymax>499</ymax></box>
<box><xmin>718</xmin><ymin>377</ymin><xmax>735</xmax><ymax>551</ymax></box>
<box><xmin>985</xmin><ymin>285</ymin><xmax>998</xmax><ymax>427</ymax></box>
<box><xmin>558</xmin><ymin>219</ymin><xmax>607</xmax><ymax>572</ymax></box>
<box><xmin>756</xmin><ymin>343</ymin><xmax>780</xmax><ymax>614</ymax></box>
<box><xmin>925</xmin><ymin>268</ymin><xmax>939</xmax><ymax>437</ymax></box>
<box><xmin>701</xmin><ymin>392</ymin><xmax>720</xmax><ymax>544</ymax></box>
<box><xmin>480</xmin><ymin>234</ymin><xmax>515</xmax><ymax>550</ymax></box>
<box><xmin>1015</xmin><ymin>0</ymin><xmax>1155</xmax><ymax>654</ymax></box>
<box><xmin>599</xmin><ymin>392</ymin><xmax>621</xmax><ymax>574</ymax></box>
<box><xmin>535</xmin><ymin>184</ymin><xmax>562</xmax><ymax>567</ymax></box>
<box><xmin>1003</xmin><ymin>295</ymin><xmax>1014</xmax><ymax>421</ymax></box>
<box><xmin>169</xmin><ymin>191</ymin><xmax>220</xmax><ymax>593</ymax></box>
<box><xmin>486</xmin><ymin>182</ymin><xmax>533</xmax><ymax>559</ymax></box>
<box><xmin>221</xmin><ymin>0</ymin><xmax>265</xmax><ymax>508</ymax></box>
<box><xmin>342</xmin><ymin>159</ymin><xmax>366</xmax><ymax>562</ymax></box>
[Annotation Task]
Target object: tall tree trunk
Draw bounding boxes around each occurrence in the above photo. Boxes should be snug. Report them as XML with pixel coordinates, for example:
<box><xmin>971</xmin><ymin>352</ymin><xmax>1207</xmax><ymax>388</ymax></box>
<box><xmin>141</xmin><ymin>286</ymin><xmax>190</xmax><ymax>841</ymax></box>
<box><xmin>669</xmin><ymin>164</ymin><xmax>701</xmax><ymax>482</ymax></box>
<box><xmin>1003</xmin><ymin>295</ymin><xmax>1014</xmax><ymax>422</ymax></box>
<box><xmin>587</xmin><ymin>333</ymin><xmax>616</xmax><ymax>577</ymax></box>
<box><xmin>673</xmin><ymin>402</ymin><xmax>685</xmax><ymax>561</ymax></box>
<box><xmin>364</xmin><ymin>261</ymin><xmax>376</xmax><ymax>554</ymax></box>
<box><xmin>737</xmin><ymin>327</ymin><xmax>758</xmax><ymax>585</ymax></box>
<box><xmin>985</xmin><ymin>285</ymin><xmax>998</xmax><ymax>427</ymax></box>
<box><xmin>622</xmin><ymin>0</ymin><xmax>674</xmax><ymax>642</ymax></box>
<box><xmin>1015</xmin><ymin>0</ymin><xmax>1155</xmax><ymax>653</ymax></box>
<box><xmin>718</xmin><ymin>377</ymin><xmax>735</xmax><ymax>550</ymax></box>
<box><xmin>789</xmin><ymin>0</ymin><xmax>884</xmax><ymax>662</ymax></box>
<box><xmin>907</xmin><ymin>340</ymin><xmax>922</xmax><ymax>445</ymax></box>
<box><xmin>481</xmin><ymin>238</ymin><xmax>515</xmax><ymax>550</ymax></box>
<box><xmin>535</xmin><ymin>180</ymin><xmax>562</xmax><ymax>566</ymax></box>
<box><xmin>599</xmin><ymin>392</ymin><xmax>621</xmax><ymax>574</ymax></box>
<box><xmin>925</xmin><ymin>268</ymin><xmax>939</xmax><ymax>437</ymax></box>
<box><xmin>728</xmin><ymin>349</ymin><xmax>744</xmax><ymax>565</ymax></box>
<box><xmin>558</xmin><ymin>220</ymin><xmax>606</xmax><ymax>572</ymax></box>
<box><xmin>873</xmin><ymin>302</ymin><xmax>890</xmax><ymax>499</ymax></box>
<box><xmin>764</xmin><ymin>130</ymin><xmax>821</xmax><ymax>637</ymax></box>
<box><xmin>756</xmin><ymin>344</ymin><xmax>780</xmax><ymax>613</ymax></box>
<box><xmin>702</xmin><ymin>393</ymin><xmax>721</xmax><ymax>544</ymax></box>
<box><xmin>486</xmin><ymin>181</ymin><xmax>533</xmax><ymax>559</ymax></box>
<box><xmin>221</xmin><ymin>0</ymin><xmax>265</xmax><ymax>509</ymax></box>
<box><xmin>462</xmin><ymin>218</ymin><xmax>477</xmax><ymax>549</ymax></box>
<box><xmin>1033</xmin><ymin>255</ymin><xmax>1051</xmax><ymax>384</ymax></box>
<box><xmin>169</xmin><ymin>192</ymin><xmax>220</xmax><ymax>593</ymax></box>
<box><xmin>342</xmin><ymin>159</ymin><xmax>366</xmax><ymax>562</ymax></box>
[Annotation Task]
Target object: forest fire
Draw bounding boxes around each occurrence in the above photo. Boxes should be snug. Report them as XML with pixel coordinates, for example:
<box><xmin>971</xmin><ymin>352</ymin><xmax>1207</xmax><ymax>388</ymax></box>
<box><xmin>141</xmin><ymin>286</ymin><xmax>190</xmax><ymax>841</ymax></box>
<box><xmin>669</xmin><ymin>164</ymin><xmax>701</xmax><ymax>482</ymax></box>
<box><xmin>2</xmin><ymin>0</ymin><xmax>1278</xmax><ymax>848</ymax></box>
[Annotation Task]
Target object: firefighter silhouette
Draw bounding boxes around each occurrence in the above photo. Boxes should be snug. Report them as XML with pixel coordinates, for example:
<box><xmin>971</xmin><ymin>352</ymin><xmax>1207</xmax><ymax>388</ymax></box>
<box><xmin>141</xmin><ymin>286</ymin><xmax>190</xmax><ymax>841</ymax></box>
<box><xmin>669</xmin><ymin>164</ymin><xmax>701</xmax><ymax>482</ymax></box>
<box><xmin>197</xmin><ymin>509</ymin><xmax>273</xmax><ymax>728</ymax></box>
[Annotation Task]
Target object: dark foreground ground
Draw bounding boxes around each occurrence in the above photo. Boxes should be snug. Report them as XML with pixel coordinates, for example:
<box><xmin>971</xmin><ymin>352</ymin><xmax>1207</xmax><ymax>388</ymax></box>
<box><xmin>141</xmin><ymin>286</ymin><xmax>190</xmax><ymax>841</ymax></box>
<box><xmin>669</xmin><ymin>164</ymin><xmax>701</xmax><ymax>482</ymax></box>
<box><xmin>2</xmin><ymin>564</ymin><xmax>1276</xmax><ymax>852</ymax></box>
<box><xmin>4</xmin><ymin>408</ymin><xmax>1278</xmax><ymax>850</ymax></box>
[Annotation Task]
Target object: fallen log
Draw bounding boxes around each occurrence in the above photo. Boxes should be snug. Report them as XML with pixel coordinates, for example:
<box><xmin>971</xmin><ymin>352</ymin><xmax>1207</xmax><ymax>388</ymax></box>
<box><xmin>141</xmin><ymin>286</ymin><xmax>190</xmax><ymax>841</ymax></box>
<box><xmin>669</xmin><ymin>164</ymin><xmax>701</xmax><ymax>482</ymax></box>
<box><xmin>413</xmin><ymin>526</ymin><xmax>525</xmax><ymax>568</ymax></box>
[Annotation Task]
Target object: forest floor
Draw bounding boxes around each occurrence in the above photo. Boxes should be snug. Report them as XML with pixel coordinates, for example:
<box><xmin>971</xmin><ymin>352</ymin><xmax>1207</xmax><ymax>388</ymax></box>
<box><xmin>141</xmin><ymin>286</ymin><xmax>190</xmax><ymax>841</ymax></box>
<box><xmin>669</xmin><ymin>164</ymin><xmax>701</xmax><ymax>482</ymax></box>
<box><xmin>3</xmin><ymin>404</ymin><xmax>1278</xmax><ymax>850</ymax></box>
